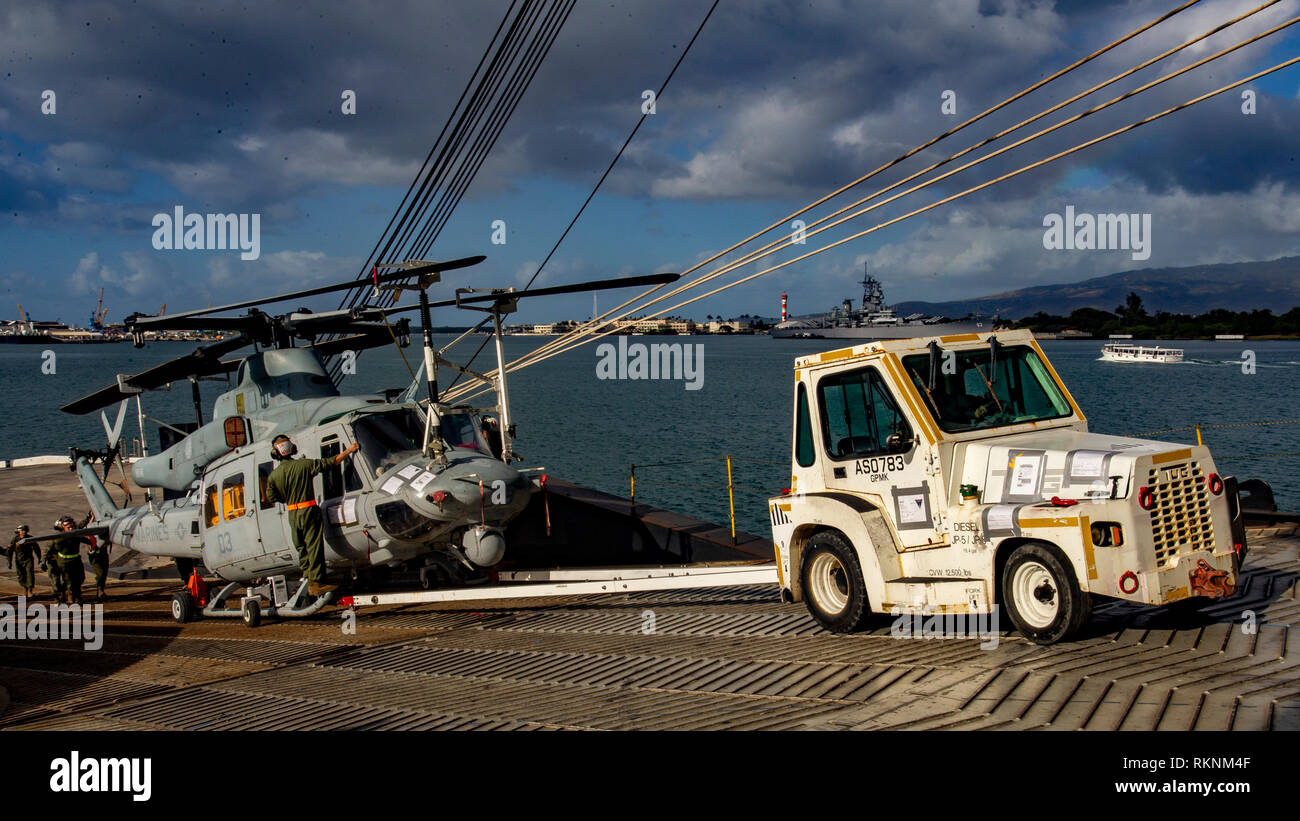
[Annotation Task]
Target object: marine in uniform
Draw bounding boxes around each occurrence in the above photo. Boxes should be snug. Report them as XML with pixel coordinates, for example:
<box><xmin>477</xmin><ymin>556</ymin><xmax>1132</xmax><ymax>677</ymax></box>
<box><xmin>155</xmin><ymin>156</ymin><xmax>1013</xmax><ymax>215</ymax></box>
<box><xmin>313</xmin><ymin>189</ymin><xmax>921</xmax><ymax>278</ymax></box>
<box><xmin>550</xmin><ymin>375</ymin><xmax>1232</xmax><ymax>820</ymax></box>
<box><xmin>51</xmin><ymin>515</ymin><xmax>92</xmax><ymax>604</ymax></box>
<box><xmin>263</xmin><ymin>434</ymin><xmax>359</xmax><ymax>596</ymax></box>
<box><xmin>41</xmin><ymin>520</ymin><xmax>66</xmax><ymax>602</ymax></box>
<box><xmin>87</xmin><ymin>519</ymin><xmax>110</xmax><ymax>599</ymax></box>
<box><xmin>7</xmin><ymin>524</ymin><xmax>40</xmax><ymax>597</ymax></box>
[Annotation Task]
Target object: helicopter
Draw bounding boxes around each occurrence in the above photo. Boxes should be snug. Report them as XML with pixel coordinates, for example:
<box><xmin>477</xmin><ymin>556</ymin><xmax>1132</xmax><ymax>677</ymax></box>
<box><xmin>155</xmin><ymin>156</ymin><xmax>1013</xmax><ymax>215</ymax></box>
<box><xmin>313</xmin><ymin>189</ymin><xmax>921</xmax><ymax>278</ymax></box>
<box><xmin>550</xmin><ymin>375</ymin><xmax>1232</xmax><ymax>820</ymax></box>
<box><xmin>28</xmin><ymin>256</ymin><xmax>679</xmax><ymax>626</ymax></box>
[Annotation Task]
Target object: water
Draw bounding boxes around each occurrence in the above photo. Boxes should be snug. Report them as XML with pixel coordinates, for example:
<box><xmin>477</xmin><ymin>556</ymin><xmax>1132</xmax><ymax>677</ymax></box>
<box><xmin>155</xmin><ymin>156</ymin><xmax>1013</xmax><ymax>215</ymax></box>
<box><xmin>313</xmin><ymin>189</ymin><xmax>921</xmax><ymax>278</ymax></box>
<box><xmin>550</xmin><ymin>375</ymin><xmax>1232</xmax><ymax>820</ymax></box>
<box><xmin>3</xmin><ymin>336</ymin><xmax>1298</xmax><ymax>534</ymax></box>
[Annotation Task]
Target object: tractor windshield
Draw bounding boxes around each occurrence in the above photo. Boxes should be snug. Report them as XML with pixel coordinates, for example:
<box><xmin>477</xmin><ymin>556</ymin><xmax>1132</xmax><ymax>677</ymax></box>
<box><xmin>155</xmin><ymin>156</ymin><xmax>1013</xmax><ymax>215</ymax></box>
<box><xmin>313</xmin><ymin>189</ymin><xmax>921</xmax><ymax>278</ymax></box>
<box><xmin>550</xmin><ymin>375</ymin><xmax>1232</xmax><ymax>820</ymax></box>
<box><xmin>351</xmin><ymin>408</ymin><xmax>424</xmax><ymax>476</ymax></box>
<box><xmin>901</xmin><ymin>345</ymin><xmax>1072</xmax><ymax>433</ymax></box>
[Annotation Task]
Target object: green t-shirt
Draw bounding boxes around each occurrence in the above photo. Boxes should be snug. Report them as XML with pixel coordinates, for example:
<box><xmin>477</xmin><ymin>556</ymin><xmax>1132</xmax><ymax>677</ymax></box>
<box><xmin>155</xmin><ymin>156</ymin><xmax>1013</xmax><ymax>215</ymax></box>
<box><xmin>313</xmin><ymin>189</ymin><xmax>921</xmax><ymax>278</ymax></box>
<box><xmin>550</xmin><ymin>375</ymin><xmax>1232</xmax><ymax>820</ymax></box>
<box><xmin>264</xmin><ymin>457</ymin><xmax>333</xmax><ymax>506</ymax></box>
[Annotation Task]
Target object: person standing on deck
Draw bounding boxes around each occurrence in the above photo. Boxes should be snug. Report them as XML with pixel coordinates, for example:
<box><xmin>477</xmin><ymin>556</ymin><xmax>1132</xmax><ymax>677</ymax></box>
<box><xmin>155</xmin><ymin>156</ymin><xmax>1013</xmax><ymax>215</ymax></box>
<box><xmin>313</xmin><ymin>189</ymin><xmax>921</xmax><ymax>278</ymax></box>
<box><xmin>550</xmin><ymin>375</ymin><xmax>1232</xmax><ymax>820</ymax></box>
<box><xmin>41</xmin><ymin>519</ymin><xmax>66</xmax><ymax>602</ymax></box>
<box><xmin>7</xmin><ymin>524</ymin><xmax>40</xmax><ymax>598</ymax></box>
<box><xmin>263</xmin><ymin>434</ymin><xmax>359</xmax><ymax>597</ymax></box>
<box><xmin>51</xmin><ymin>515</ymin><xmax>91</xmax><ymax>604</ymax></box>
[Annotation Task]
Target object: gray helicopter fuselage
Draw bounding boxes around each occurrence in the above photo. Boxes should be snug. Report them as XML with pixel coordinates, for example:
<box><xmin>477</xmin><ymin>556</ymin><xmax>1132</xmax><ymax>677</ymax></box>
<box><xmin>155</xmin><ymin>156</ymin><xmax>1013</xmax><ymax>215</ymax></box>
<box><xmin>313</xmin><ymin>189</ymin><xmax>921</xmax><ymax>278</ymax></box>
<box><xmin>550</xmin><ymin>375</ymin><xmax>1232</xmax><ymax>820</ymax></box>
<box><xmin>93</xmin><ymin>400</ymin><xmax>534</xmax><ymax>583</ymax></box>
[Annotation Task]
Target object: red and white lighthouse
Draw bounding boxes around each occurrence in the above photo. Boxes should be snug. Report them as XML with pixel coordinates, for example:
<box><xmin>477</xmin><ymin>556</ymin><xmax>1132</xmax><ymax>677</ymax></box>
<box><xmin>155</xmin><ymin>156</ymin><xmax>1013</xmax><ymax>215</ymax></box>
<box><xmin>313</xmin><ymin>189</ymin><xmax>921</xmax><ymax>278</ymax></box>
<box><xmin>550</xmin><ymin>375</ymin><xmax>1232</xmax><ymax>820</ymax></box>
<box><xmin>781</xmin><ymin>292</ymin><xmax>788</xmax><ymax>322</ymax></box>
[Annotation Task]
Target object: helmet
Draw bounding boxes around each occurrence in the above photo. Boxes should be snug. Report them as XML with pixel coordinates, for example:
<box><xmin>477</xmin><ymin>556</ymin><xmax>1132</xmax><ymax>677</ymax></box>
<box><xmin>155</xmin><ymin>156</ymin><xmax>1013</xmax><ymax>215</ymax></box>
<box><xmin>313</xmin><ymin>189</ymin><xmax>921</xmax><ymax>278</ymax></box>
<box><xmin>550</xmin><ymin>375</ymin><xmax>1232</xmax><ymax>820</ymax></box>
<box><xmin>15</xmin><ymin>524</ymin><xmax>28</xmax><ymax>533</ymax></box>
<box><xmin>272</xmin><ymin>435</ymin><xmax>297</xmax><ymax>459</ymax></box>
<box><xmin>57</xmin><ymin>515</ymin><xmax>75</xmax><ymax>527</ymax></box>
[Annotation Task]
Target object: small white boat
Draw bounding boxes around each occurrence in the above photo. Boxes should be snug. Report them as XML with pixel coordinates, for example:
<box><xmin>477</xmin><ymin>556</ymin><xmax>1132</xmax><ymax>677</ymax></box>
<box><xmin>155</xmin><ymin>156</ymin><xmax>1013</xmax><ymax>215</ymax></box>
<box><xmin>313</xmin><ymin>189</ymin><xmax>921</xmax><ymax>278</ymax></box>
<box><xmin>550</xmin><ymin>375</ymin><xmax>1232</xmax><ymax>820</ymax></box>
<box><xmin>1099</xmin><ymin>343</ymin><xmax>1184</xmax><ymax>363</ymax></box>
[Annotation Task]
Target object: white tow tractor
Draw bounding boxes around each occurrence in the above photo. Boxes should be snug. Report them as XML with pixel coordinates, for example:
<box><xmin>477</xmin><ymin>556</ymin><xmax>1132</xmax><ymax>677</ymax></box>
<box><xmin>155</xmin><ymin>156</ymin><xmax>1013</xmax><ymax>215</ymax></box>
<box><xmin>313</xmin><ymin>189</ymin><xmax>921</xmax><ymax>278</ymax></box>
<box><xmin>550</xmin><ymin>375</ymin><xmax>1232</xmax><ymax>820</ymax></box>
<box><xmin>768</xmin><ymin>329</ymin><xmax>1247</xmax><ymax>644</ymax></box>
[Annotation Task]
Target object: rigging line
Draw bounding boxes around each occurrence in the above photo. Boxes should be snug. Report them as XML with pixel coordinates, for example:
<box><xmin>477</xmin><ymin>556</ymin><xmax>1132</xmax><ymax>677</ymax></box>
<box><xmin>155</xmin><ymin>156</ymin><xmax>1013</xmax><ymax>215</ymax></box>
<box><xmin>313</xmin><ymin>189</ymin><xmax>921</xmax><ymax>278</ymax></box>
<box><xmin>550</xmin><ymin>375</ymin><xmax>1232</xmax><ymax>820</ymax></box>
<box><xmin>342</xmin><ymin>0</ymin><xmax>522</xmax><ymax>318</ymax></box>
<box><xmin>493</xmin><ymin>0</ymin><xmax>1209</xmax><ymax>369</ymax></box>
<box><xmin>329</xmin><ymin>0</ymin><xmax>571</xmax><ymax>379</ymax></box>
<box><xmin>342</xmin><ymin>0</ymin><xmax>540</xmax><ymax>319</ymax></box>
<box><xmin>357</xmin><ymin>0</ymin><xmax>573</xmax><ymax>389</ymax></box>
<box><xmin>389</xmin><ymin>0</ymin><xmax>552</xmax><ymax>263</ymax></box>
<box><xmin>442</xmin><ymin>54</ymin><xmax>1300</xmax><ymax>403</ymax></box>
<box><xmin>323</xmin><ymin>0</ymin><xmax>530</xmax><ymax>373</ymax></box>
<box><xmin>484</xmin><ymin>9</ymin><xmax>1299</xmax><ymax>376</ymax></box>
<box><xmin>600</xmin><ymin>9</ymin><xmax>1300</xmax><ymax>328</ymax></box>
<box><xmin>345</xmin><ymin>1</ymin><xmax>520</xmax><ymax>309</ymax></box>
<box><xmin>403</xmin><ymin>0</ymin><xmax>578</xmax><ymax>392</ymax></box>
<box><xmin>408</xmin><ymin>0</ymin><xmax>575</xmax><ymax>260</ymax></box>
<box><xmin>521</xmin><ymin>0</ymin><xmax>720</xmax><ymax>292</ymax></box>
<box><xmin>445</xmin><ymin>0</ymin><xmax>719</xmax><ymax>395</ymax></box>
<box><xmin>634</xmin><ymin>0</ymin><xmax>1285</xmax><ymax>311</ymax></box>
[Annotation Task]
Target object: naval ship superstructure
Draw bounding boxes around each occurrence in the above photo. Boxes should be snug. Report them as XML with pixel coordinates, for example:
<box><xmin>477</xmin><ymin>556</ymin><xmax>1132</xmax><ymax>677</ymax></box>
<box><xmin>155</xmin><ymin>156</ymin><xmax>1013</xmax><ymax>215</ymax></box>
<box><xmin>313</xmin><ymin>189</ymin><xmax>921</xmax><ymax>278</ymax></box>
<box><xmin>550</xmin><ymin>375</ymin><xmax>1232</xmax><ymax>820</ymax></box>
<box><xmin>771</xmin><ymin>267</ymin><xmax>990</xmax><ymax>339</ymax></box>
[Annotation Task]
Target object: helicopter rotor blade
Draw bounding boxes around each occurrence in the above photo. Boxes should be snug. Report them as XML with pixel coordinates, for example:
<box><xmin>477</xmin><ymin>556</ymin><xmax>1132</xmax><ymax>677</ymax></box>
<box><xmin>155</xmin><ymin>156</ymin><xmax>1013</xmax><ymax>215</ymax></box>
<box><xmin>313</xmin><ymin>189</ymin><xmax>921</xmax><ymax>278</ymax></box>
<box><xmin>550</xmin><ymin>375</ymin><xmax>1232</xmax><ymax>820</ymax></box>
<box><xmin>60</xmin><ymin>334</ymin><xmax>253</xmax><ymax>415</ymax></box>
<box><xmin>375</xmin><ymin>272</ymin><xmax>681</xmax><ymax>316</ymax></box>
<box><xmin>126</xmin><ymin>255</ymin><xmax>486</xmax><ymax>328</ymax></box>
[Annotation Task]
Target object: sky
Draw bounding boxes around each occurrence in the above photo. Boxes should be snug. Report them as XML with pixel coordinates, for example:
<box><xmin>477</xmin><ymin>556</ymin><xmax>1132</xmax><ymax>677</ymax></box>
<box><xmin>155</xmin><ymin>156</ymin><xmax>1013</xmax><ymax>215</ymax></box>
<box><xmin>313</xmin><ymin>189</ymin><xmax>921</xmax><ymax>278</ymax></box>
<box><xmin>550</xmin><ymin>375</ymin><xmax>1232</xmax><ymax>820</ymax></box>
<box><xmin>2</xmin><ymin>0</ymin><xmax>1300</xmax><ymax>327</ymax></box>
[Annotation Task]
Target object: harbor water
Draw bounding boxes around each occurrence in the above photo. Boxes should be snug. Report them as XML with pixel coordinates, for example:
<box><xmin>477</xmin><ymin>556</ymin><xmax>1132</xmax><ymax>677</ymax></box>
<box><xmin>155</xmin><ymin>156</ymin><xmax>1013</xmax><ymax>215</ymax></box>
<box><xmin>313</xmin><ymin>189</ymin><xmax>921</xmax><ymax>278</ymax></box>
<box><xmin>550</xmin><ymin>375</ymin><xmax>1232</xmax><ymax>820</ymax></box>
<box><xmin>2</xmin><ymin>336</ymin><xmax>1297</xmax><ymax>535</ymax></box>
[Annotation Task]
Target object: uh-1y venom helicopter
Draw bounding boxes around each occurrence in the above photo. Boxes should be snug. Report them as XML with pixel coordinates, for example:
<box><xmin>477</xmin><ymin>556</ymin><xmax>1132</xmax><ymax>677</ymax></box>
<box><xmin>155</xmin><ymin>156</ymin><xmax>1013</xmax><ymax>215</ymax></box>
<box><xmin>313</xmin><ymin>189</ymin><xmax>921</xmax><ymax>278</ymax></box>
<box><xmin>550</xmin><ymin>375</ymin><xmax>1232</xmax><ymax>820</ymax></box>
<box><xmin>41</xmin><ymin>255</ymin><xmax>678</xmax><ymax>626</ymax></box>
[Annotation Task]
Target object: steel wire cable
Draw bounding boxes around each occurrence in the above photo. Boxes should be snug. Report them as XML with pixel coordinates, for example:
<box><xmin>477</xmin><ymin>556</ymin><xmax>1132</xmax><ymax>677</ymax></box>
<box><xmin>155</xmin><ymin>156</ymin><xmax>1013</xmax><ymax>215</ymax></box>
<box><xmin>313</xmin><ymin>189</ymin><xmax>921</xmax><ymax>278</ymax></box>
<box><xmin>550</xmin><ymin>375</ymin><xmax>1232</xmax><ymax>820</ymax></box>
<box><xmin>478</xmin><ymin>0</ymin><xmax>1212</xmax><ymax>374</ymax></box>
<box><xmin>441</xmin><ymin>0</ymin><xmax>721</xmax><ymax>395</ymax></box>
<box><xmin>442</xmin><ymin>51</ymin><xmax>1300</xmax><ymax>403</ymax></box>
<box><xmin>324</xmin><ymin>0</ymin><xmax>575</xmax><ymax>381</ymax></box>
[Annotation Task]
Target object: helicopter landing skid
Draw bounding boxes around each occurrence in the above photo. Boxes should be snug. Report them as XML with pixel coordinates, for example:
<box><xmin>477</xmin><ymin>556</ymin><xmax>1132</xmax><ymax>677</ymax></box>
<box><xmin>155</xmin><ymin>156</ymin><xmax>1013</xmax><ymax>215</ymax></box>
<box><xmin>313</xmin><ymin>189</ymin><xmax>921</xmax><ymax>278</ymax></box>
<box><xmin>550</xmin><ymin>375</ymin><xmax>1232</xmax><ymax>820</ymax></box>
<box><xmin>200</xmin><ymin>576</ymin><xmax>335</xmax><ymax>628</ymax></box>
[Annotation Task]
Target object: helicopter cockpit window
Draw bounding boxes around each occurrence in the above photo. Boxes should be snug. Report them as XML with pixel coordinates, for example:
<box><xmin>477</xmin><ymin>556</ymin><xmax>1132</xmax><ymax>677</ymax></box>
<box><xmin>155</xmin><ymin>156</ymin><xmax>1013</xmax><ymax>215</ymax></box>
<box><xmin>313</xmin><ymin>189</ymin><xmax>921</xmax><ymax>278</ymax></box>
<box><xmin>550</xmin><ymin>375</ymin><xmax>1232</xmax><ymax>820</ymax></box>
<box><xmin>438</xmin><ymin>412</ymin><xmax>488</xmax><ymax>453</ymax></box>
<box><xmin>221</xmin><ymin>474</ymin><xmax>246</xmax><ymax>520</ymax></box>
<box><xmin>352</xmin><ymin>409</ymin><xmax>424</xmax><ymax>477</ymax></box>
<box><xmin>320</xmin><ymin>437</ymin><xmax>362</xmax><ymax>499</ymax></box>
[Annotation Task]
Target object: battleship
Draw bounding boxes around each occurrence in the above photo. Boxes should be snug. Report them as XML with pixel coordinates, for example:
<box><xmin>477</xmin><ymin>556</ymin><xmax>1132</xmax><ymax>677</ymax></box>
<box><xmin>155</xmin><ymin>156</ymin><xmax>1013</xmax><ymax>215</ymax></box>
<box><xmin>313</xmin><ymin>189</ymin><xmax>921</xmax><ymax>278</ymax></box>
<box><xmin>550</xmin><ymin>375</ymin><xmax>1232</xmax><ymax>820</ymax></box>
<box><xmin>771</xmin><ymin>267</ymin><xmax>992</xmax><ymax>339</ymax></box>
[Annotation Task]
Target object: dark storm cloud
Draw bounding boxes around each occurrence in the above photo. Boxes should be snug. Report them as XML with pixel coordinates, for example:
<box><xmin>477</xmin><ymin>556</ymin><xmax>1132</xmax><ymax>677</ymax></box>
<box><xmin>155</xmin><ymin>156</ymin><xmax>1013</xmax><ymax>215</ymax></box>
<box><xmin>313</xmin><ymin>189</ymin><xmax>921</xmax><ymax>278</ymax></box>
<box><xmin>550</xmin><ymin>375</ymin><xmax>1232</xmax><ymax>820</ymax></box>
<box><xmin>2</xmin><ymin>0</ymin><xmax>1299</xmax><ymax>316</ymax></box>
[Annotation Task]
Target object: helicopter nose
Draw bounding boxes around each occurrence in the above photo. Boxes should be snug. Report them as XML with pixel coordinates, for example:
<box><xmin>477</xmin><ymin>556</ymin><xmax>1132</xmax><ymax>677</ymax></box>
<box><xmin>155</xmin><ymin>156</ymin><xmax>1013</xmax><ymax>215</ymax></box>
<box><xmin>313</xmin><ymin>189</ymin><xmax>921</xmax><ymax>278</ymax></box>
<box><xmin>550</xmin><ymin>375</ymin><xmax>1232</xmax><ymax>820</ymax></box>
<box><xmin>408</xmin><ymin>467</ymin><xmax>535</xmax><ymax>526</ymax></box>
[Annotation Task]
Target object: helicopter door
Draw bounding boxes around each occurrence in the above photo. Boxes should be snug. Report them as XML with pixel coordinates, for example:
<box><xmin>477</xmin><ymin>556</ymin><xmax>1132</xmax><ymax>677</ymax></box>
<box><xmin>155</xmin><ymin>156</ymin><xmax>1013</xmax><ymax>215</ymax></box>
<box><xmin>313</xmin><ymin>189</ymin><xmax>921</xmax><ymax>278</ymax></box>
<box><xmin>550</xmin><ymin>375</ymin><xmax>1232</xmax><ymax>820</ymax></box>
<box><xmin>256</xmin><ymin>459</ymin><xmax>300</xmax><ymax>573</ymax></box>
<box><xmin>204</xmin><ymin>456</ymin><xmax>275</xmax><ymax>578</ymax></box>
<box><xmin>319</xmin><ymin>431</ymin><xmax>367</xmax><ymax>562</ymax></box>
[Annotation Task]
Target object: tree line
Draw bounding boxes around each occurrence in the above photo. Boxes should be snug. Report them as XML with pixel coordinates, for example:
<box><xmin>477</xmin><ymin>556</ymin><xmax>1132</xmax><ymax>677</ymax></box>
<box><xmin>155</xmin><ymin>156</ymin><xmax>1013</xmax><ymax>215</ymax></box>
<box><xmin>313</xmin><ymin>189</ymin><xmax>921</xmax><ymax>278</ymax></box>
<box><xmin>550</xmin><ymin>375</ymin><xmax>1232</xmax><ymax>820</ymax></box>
<box><xmin>1011</xmin><ymin>292</ymin><xmax>1300</xmax><ymax>338</ymax></box>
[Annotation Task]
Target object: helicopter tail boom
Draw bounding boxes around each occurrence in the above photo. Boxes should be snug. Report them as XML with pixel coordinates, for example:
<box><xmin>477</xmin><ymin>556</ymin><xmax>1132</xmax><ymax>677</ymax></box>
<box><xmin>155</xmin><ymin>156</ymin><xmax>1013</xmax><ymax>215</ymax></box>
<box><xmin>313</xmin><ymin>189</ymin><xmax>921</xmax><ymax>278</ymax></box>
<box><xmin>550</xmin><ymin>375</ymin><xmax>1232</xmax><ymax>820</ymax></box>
<box><xmin>74</xmin><ymin>455</ymin><xmax>120</xmax><ymax>520</ymax></box>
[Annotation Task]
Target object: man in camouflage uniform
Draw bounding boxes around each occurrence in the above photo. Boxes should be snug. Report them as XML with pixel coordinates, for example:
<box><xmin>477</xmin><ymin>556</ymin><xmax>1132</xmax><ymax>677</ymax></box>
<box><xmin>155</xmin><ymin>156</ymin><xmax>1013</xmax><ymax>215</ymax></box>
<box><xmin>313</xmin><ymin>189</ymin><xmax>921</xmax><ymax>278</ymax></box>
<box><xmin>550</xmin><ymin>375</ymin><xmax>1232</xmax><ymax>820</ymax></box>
<box><xmin>51</xmin><ymin>515</ymin><xmax>92</xmax><ymax>605</ymax></box>
<box><xmin>263</xmin><ymin>434</ymin><xmax>360</xmax><ymax>596</ymax></box>
<box><xmin>86</xmin><ymin>517</ymin><xmax>110</xmax><ymax>599</ymax></box>
<box><xmin>7</xmin><ymin>524</ymin><xmax>40</xmax><ymax>597</ymax></box>
<box><xmin>41</xmin><ymin>520</ymin><xmax>66</xmax><ymax>602</ymax></box>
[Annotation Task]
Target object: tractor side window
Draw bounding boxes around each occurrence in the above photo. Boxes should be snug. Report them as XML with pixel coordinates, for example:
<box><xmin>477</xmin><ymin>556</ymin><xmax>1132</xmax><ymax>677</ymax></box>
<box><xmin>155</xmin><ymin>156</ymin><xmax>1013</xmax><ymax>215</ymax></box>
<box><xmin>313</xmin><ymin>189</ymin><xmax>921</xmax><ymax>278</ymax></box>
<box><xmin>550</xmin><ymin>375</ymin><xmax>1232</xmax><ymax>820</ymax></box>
<box><xmin>795</xmin><ymin>383</ymin><xmax>815</xmax><ymax>467</ymax></box>
<box><xmin>258</xmin><ymin>462</ymin><xmax>275</xmax><ymax>510</ymax></box>
<box><xmin>817</xmin><ymin>367</ymin><xmax>911</xmax><ymax>460</ymax></box>
<box><xmin>204</xmin><ymin>484</ymin><xmax>220</xmax><ymax>528</ymax></box>
<box><xmin>221</xmin><ymin>474</ymin><xmax>246</xmax><ymax>520</ymax></box>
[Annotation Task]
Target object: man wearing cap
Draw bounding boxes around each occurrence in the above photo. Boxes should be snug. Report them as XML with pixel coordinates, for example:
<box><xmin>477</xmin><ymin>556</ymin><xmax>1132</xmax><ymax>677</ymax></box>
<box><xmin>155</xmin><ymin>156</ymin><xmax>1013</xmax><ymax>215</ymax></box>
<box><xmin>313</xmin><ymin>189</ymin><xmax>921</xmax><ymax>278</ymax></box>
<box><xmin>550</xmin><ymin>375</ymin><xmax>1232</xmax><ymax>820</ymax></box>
<box><xmin>83</xmin><ymin>512</ymin><xmax>110</xmax><ymax>600</ymax></box>
<box><xmin>51</xmin><ymin>515</ymin><xmax>92</xmax><ymax>604</ymax></box>
<box><xmin>7</xmin><ymin>525</ymin><xmax>41</xmax><ymax>598</ymax></box>
<box><xmin>263</xmin><ymin>434</ymin><xmax>359</xmax><ymax>597</ymax></box>
<box><xmin>41</xmin><ymin>520</ymin><xmax>67</xmax><ymax>602</ymax></box>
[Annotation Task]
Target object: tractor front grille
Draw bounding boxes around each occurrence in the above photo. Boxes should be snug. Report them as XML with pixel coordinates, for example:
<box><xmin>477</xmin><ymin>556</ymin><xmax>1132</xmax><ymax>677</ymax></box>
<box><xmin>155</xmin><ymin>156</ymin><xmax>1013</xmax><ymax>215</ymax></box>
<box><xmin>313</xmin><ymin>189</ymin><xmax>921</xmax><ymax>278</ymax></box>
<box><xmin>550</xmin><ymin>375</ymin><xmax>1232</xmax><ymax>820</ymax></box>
<box><xmin>1146</xmin><ymin>461</ymin><xmax>1214</xmax><ymax>569</ymax></box>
